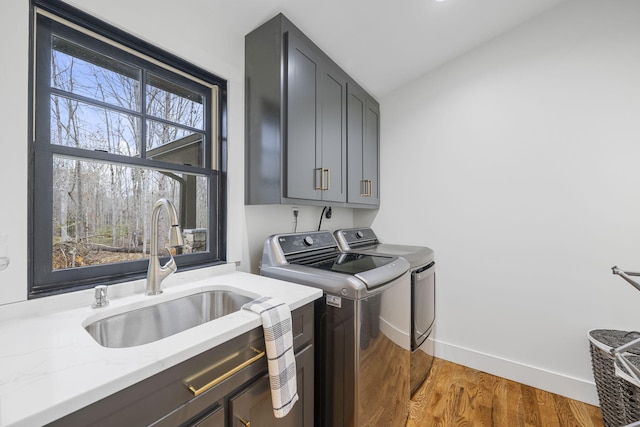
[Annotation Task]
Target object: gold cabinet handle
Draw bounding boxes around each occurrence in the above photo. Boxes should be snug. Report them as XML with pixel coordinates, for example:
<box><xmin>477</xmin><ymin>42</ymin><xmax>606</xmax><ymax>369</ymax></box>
<box><xmin>237</xmin><ymin>418</ymin><xmax>251</xmax><ymax>427</ymax></box>
<box><xmin>361</xmin><ymin>179</ymin><xmax>372</xmax><ymax>197</ymax></box>
<box><xmin>186</xmin><ymin>347</ymin><xmax>265</xmax><ymax>397</ymax></box>
<box><xmin>314</xmin><ymin>168</ymin><xmax>330</xmax><ymax>191</ymax></box>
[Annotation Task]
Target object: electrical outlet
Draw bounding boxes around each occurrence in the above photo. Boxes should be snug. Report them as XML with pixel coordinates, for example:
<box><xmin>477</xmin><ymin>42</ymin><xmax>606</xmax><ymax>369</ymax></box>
<box><xmin>292</xmin><ymin>207</ymin><xmax>299</xmax><ymax>222</ymax></box>
<box><xmin>324</xmin><ymin>207</ymin><xmax>332</xmax><ymax>221</ymax></box>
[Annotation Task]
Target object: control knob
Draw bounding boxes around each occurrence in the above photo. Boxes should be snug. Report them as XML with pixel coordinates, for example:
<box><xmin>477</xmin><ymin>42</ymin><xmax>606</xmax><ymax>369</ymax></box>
<box><xmin>303</xmin><ymin>236</ymin><xmax>314</xmax><ymax>247</ymax></box>
<box><xmin>356</xmin><ymin>231</ymin><xmax>364</xmax><ymax>239</ymax></box>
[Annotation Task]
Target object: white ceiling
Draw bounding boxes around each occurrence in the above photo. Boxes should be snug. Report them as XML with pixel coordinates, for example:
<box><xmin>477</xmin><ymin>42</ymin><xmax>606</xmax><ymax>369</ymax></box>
<box><xmin>208</xmin><ymin>0</ymin><xmax>570</xmax><ymax>97</ymax></box>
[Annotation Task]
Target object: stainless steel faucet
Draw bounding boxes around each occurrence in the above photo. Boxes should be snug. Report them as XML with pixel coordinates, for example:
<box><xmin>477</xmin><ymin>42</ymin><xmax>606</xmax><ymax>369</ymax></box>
<box><xmin>146</xmin><ymin>198</ymin><xmax>184</xmax><ymax>295</ymax></box>
<box><xmin>92</xmin><ymin>285</ymin><xmax>109</xmax><ymax>308</ymax></box>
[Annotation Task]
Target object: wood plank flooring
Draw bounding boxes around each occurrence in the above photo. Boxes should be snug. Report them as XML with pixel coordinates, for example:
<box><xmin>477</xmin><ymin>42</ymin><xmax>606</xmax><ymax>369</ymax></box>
<box><xmin>359</xmin><ymin>330</ymin><xmax>410</xmax><ymax>426</ymax></box>
<box><xmin>407</xmin><ymin>358</ymin><xmax>604</xmax><ymax>427</ymax></box>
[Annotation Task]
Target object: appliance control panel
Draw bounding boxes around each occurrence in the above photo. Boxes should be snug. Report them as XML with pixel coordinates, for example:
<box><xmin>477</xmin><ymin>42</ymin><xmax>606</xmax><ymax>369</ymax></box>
<box><xmin>277</xmin><ymin>231</ymin><xmax>338</xmax><ymax>255</ymax></box>
<box><xmin>337</xmin><ymin>228</ymin><xmax>379</xmax><ymax>247</ymax></box>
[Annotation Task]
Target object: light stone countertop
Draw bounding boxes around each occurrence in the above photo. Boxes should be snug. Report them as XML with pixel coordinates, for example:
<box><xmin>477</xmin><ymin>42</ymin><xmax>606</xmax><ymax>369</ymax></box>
<box><xmin>0</xmin><ymin>264</ymin><xmax>322</xmax><ymax>427</ymax></box>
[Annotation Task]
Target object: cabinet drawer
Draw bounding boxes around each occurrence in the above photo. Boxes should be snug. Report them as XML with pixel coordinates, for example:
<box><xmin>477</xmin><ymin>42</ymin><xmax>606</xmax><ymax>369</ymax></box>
<box><xmin>191</xmin><ymin>405</ymin><xmax>224</xmax><ymax>427</ymax></box>
<box><xmin>229</xmin><ymin>344</ymin><xmax>314</xmax><ymax>427</ymax></box>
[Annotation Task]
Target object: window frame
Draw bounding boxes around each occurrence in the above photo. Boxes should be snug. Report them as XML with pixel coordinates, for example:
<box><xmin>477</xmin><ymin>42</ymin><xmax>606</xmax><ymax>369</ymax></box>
<box><xmin>28</xmin><ymin>0</ymin><xmax>227</xmax><ymax>297</ymax></box>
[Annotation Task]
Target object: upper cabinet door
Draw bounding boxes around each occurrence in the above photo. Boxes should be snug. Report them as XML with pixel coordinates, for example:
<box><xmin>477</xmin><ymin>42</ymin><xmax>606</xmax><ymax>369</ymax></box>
<box><xmin>347</xmin><ymin>83</ymin><xmax>379</xmax><ymax>206</ymax></box>
<box><xmin>319</xmin><ymin>65</ymin><xmax>347</xmax><ymax>203</ymax></box>
<box><xmin>286</xmin><ymin>32</ymin><xmax>347</xmax><ymax>203</ymax></box>
<box><xmin>286</xmin><ymin>32</ymin><xmax>322</xmax><ymax>201</ymax></box>
<box><xmin>363</xmin><ymin>97</ymin><xmax>380</xmax><ymax>205</ymax></box>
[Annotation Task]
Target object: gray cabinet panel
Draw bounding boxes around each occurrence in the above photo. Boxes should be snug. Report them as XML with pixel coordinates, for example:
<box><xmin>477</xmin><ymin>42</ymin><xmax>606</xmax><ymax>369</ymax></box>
<box><xmin>229</xmin><ymin>344</ymin><xmax>314</xmax><ymax>427</ymax></box>
<box><xmin>347</xmin><ymin>83</ymin><xmax>379</xmax><ymax>206</ymax></box>
<box><xmin>191</xmin><ymin>405</ymin><xmax>224</xmax><ymax>427</ymax></box>
<box><xmin>244</xmin><ymin>16</ymin><xmax>283</xmax><ymax>205</ymax></box>
<box><xmin>363</xmin><ymin>98</ymin><xmax>380</xmax><ymax>205</ymax></box>
<box><xmin>320</xmin><ymin>67</ymin><xmax>347</xmax><ymax>203</ymax></box>
<box><xmin>286</xmin><ymin>33</ymin><xmax>321</xmax><ymax>201</ymax></box>
<box><xmin>347</xmin><ymin>86</ymin><xmax>365</xmax><ymax>204</ymax></box>
<box><xmin>286</xmin><ymin>32</ymin><xmax>347</xmax><ymax>203</ymax></box>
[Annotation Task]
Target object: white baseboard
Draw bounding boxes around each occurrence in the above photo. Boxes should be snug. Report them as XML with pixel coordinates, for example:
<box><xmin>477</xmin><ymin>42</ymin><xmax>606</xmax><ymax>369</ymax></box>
<box><xmin>432</xmin><ymin>338</ymin><xmax>600</xmax><ymax>406</ymax></box>
<box><xmin>379</xmin><ymin>316</ymin><xmax>410</xmax><ymax>350</ymax></box>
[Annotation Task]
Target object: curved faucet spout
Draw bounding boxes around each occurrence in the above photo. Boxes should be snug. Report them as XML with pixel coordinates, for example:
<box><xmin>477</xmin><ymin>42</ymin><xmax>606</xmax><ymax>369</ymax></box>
<box><xmin>146</xmin><ymin>198</ymin><xmax>184</xmax><ymax>295</ymax></box>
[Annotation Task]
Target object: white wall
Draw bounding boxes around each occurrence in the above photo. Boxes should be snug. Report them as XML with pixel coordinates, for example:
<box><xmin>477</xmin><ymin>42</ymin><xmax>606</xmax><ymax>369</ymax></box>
<box><xmin>0</xmin><ymin>0</ymin><xmax>30</xmax><ymax>304</ymax></box>
<box><xmin>375</xmin><ymin>0</ymin><xmax>640</xmax><ymax>404</ymax></box>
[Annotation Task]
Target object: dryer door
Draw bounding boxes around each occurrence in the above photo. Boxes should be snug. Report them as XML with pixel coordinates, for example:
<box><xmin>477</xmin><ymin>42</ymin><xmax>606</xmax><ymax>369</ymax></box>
<box><xmin>412</xmin><ymin>261</ymin><xmax>435</xmax><ymax>351</ymax></box>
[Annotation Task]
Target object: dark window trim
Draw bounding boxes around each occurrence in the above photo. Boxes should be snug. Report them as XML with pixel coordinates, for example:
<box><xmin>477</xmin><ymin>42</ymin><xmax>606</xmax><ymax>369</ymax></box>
<box><xmin>28</xmin><ymin>0</ymin><xmax>228</xmax><ymax>298</ymax></box>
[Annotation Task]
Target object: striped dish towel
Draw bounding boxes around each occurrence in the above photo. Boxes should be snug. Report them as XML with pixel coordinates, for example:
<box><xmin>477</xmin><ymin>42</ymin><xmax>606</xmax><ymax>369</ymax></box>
<box><xmin>242</xmin><ymin>296</ymin><xmax>299</xmax><ymax>418</ymax></box>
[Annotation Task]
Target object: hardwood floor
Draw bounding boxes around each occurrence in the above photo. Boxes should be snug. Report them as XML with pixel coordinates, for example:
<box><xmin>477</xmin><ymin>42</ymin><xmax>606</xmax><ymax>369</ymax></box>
<box><xmin>407</xmin><ymin>358</ymin><xmax>604</xmax><ymax>427</ymax></box>
<box><xmin>359</xmin><ymin>331</ymin><xmax>410</xmax><ymax>426</ymax></box>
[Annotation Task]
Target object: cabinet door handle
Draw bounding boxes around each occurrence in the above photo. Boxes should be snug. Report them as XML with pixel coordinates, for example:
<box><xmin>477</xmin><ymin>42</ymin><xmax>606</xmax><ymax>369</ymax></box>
<box><xmin>361</xmin><ymin>179</ymin><xmax>372</xmax><ymax>197</ymax></box>
<box><xmin>237</xmin><ymin>418</ymin><xmax>251</xmax><ymax>427</ymax></box>
<box><xmin>314</xmin><ymin>168</ymin><xmax>330</xmax><ymax>191</ymax></box>
<box><xmin>185</xmin><ymin>347</ymin><xmax>265</xmax><ymax>397</ymax></box>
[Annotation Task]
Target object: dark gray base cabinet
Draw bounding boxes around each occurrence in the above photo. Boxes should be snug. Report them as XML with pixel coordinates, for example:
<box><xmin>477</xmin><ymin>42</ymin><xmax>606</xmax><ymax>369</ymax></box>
<box><xmin>229</xmin><ymin>344</ymin><xmax>313</xmax><ymax>427</ymax></box>
<box><xmin>47</xmin><ymin>303</ymin><xmax>314</xmax><ymax>427</ymax></box>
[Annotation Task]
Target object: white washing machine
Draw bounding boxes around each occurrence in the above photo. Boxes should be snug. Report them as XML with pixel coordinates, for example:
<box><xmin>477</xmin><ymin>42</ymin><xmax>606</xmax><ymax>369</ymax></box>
<box><xmin>334</xmin><ymin>227</ymin><xmax>435</xmax><ymax>395</ymax></box>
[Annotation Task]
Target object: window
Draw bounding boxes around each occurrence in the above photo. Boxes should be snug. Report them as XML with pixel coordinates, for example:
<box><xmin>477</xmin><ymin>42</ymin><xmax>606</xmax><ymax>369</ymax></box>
<box><xmin>29</xmin><ymin>2</ymin><xmax>227</xmax><ymax>296</ymax></box>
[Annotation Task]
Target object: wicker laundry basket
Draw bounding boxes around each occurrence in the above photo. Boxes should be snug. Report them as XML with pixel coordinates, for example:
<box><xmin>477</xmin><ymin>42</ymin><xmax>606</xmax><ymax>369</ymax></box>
<box><xmin>615</xmin><ymin>353</ymin><xmax>640</xmax><ymax>426</ymax></box>
<box><xmin>588</xmin><ymin>329</ymin><xmax>640</xmax><ymax>427</ymax></box>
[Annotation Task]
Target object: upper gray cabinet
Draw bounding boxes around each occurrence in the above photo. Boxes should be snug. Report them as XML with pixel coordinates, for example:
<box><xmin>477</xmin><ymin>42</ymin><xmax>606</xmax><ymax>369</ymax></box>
<box><xmin>245</xmin><ymin>13</ymin><xmax>378</xmax><ymax>208</ymax></box>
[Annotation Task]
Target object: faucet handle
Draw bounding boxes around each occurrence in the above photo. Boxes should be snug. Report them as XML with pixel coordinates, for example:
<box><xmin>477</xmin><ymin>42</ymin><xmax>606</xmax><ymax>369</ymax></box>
<box><xmin>92</xmin><ymin>285</ymin><xmax>109</xmax><ymax>308</ymax></box>
<box><xmin>162</xmin><ymin>248</ymin><xmax>178</xmax><ymax>274</ymax></box>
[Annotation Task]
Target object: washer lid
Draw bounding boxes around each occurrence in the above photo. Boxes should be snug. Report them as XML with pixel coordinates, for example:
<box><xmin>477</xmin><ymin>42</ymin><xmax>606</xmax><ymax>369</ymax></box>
<box><xmin>366</xmin><ymin>244</ymin><xmax>434</xmax><ymax>267</ymax></box>
<box><xmin>334</xmin><ymin>228</ymin><xmax>435</xmax><ymax>268</ymax></box>
<box><xmin>292</xmin><ymin>252</ymin><xmax>396</xmax><ymax>275</ymax></box>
